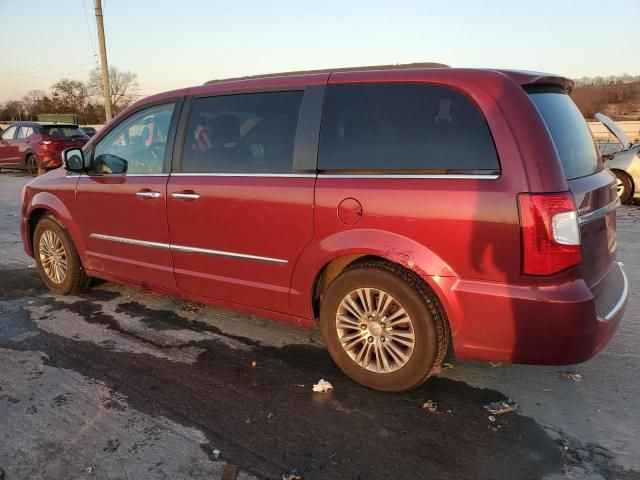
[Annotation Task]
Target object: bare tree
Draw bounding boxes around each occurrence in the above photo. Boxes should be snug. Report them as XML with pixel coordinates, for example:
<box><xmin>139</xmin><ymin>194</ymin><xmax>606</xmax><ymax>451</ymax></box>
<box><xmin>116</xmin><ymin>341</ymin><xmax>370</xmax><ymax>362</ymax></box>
<box><xmin>88</xmin><ymin>66</ymin><xmax>139</xmax><ymax>114</ymax></box>
<box><xmin>50</xmin><ymin>79</ymin><xmax>91</xmax><ymax>122</ymax></box>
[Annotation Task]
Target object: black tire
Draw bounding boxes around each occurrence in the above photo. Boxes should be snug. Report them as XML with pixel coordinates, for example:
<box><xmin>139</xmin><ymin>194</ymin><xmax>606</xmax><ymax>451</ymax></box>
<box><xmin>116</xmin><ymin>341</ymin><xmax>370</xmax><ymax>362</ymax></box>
<box><xmin>613</xmin><ymin>170</ymin><xmax>633</xmax><ymax>204</ymax></box>
<box><xmin>26</xmin><ymin>155</ymin><xmax>39</xmax><ymax>177</ymax></box>
<box><xmin>33</xmin><ymin>215</ymin><xmax>91</xmax><ymax>295</ymax></box>
<box><xmin>320</xmin><ymin>260</ymin><xmax>449</xmax><ymax>392</ymax></box>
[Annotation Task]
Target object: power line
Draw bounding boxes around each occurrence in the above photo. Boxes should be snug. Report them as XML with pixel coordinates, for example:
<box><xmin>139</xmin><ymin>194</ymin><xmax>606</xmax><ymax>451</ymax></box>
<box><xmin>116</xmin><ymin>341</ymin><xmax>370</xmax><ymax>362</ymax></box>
<box><xmin>3</xmin><ymin>68</ymin><xmax>99</xmax><ymax>87</ymax></box>
<box><xmin>4</xmin><ymin>61</ymin><xmax>99</xmax><ymax>80</ymax></box>
<box><xmin>3</xmin><ymin>55</ymin><xmax>98</xmax><ymax>75</ymax></box>
<box><xmin>81</xmin><ymin>0</ymin><xmax>98</xmax><ymax>55</ymax></box>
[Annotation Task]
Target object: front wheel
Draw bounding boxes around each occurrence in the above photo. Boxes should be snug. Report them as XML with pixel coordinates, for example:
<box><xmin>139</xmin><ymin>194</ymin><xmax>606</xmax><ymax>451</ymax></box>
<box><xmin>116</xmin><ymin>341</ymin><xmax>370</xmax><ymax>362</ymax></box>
<box><xmin>320</xmin><ymin>261</ymin><xmax>449</xmax><ymax>392</ymax></box>
<box><xmin>33</xmin><ymin>216</ymin><xmax>90</xmax><ymax>295</ymax></box>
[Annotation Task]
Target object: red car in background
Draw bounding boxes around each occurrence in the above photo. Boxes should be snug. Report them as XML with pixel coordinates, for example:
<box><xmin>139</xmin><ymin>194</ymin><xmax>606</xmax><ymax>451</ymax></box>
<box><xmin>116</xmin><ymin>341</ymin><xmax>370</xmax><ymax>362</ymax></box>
<box><xmin>0</xmin><ymin>122</ymin><xmax>89</xmax><ymax>176</ymax></box>
<box><xmin>20</xmin><ymin>66</ymin><xmax>629</xmax><ymax>391</ymax></box>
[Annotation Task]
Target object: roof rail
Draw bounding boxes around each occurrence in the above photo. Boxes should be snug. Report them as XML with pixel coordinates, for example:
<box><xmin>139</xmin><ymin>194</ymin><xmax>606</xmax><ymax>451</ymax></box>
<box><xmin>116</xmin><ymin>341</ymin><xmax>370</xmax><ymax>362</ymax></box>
<box><xmin>204</xmin><ymin>62</ymin><xmax>449</xmax><ymax>85</ymax></box>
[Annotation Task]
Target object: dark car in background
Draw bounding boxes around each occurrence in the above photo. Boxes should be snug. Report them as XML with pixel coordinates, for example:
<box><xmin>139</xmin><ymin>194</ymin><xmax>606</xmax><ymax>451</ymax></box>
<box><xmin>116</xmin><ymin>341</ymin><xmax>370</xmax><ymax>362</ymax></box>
<box><xmin>81</xmin><ymin>126</ymin><xmax>98</xmax><ymax>137</ymax></box>
<box><xmin>0</xmin><ymin>122</ymin><xmax>89</xmax><ymax>176</ymax></box>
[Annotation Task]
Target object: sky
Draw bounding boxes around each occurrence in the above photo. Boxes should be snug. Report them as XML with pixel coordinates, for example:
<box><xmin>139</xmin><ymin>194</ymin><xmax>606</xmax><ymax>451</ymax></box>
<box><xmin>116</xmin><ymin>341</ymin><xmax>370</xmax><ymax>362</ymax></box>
<box><xmin>1</xmin><ymin>0</ymin><xmax>639</xmax><ymax>102</ymax></box>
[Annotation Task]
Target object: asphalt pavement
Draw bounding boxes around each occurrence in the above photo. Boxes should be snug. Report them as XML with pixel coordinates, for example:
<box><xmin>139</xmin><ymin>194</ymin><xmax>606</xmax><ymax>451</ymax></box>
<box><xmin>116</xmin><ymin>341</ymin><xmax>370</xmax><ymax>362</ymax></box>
<box><xmin>0</xmin><ymin>171</ymin><xmax>638</xmax><ymax>480</ymax></box>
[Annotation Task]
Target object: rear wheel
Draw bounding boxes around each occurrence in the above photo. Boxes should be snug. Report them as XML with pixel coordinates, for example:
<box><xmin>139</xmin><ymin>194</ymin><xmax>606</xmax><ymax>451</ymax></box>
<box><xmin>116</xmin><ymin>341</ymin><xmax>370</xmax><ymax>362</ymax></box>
<box><xmin>320</xmin><ymin>260</ymin><xmax>449</xmax><ymax>392</ymax></box>
<box><xmin>26</xmin><ymin>155</ymin><xmax>39</xmax><ymax>177</ymax></box>
<box><xmin>613</xmin><ymin>170</ymin><xmax>633</xmax><ymax>204</ymax></box>
<box><xmin>33</xmin><ymin>216</ymin><xmax>90</xmax><ymax>295</ymax></box>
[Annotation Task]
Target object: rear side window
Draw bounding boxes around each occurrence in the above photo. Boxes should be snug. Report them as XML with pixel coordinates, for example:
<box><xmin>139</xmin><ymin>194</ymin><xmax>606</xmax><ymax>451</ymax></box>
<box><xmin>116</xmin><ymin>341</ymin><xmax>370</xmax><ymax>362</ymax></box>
<box><xmin>181</xmin><ymin>91</ymin><xmax>303</xmax><ymax>174</ymax></box>
<box><xmin>42</xmin><ymin>126</ymin><xmax>87</xmax><ymax>139</ymax></box>
<box><xmin>16</xmin><ymin>126</ymin><xmax>33</xmax><ymax>139</ymax></box>
<box><xmin>527</xmin><ymin>87</ymin><xmax>600</xmax><ymax>180</ymax></box>
<box><xmin>318</xmin><ymin>83</ymin><xmax>499</xmax><ymax>173</ymax></box>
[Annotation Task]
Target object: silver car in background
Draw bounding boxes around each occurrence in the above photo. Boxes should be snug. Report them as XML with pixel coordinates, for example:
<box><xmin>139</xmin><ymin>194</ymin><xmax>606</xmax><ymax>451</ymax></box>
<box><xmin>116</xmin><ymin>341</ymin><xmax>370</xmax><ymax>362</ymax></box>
<box><xmin>595</xmin><ymin>113</ymin><xmax>640</xmax><ymax>203</ymax></box>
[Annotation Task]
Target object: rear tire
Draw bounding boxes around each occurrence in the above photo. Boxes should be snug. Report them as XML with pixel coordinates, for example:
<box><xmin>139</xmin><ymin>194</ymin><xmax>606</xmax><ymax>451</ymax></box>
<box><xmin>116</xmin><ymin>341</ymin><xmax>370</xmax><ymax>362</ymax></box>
<box><xmin>614</xmin><ymin>170</ymin><xmax>633</xmax><ymax>204</ymax></box>
<box><xmin>320</xmin><ymin>260</ymin><xmax>449</xmax><ymax>392</ymax></box>
<box><xmin>33</xmin><ymin>216</ymin><xmax>90</xmax><ymax>295</ymax></box>
<box><xmin>26</xmin><ymin>155</ymin><xmax>39</xmax><ymax>177</ymax></box>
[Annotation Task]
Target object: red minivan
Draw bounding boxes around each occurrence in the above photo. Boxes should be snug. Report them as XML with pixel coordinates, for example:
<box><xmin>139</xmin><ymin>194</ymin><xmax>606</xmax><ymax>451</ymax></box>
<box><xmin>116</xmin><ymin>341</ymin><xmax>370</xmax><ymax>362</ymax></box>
<box><xmin>20</xmin><ymin>67</ymin><xmax>628</xmax><ymax>391</ymax></box>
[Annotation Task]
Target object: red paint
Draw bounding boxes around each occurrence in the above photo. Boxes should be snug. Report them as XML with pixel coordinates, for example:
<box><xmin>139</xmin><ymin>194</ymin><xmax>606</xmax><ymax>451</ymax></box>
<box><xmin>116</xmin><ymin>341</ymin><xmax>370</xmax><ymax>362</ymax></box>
<box><xmin>0</xmin><ymin>122</ymin><xmax>88</xmax><ymax>171</ymax></box>
<box><xmin>20</xmin><ymin>67</ymin><xmax>627</xmax><ymax>367</ymax></box>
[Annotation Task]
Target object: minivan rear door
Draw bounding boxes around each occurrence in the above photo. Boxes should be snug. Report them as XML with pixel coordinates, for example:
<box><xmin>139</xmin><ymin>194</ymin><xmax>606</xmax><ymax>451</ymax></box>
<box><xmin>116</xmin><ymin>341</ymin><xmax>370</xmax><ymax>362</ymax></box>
<box><xmin>528</xmin><ymin>87</ymin><xmax>619</xmax><ymax>288</ymax></box>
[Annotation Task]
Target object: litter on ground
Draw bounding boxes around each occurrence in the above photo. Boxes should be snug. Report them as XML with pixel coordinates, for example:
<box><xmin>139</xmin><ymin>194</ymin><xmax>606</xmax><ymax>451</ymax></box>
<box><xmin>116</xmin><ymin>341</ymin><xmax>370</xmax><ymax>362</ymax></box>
<box><xmin>282</xmin><ymin>468</ymin><xmax>303</xmax><ymax>480</ymax></box>
<box><xmin>422</xmin><ymin>400</ymin><xmax>438</xmax><ymax>413</ymax></box>
<box><xmin>561</xmin><ymin>371</ymin><xmax>582</xmax><ymax>382</ymax></box>
<box><xmin>484</xmin><ymin>399</ymin><xmax>519</xmax><ymax>415</ymax></box>
<box><xmin>312</xmin><ymin>379</ymin><xmax>333</xmax><ymax>393</ymax></box>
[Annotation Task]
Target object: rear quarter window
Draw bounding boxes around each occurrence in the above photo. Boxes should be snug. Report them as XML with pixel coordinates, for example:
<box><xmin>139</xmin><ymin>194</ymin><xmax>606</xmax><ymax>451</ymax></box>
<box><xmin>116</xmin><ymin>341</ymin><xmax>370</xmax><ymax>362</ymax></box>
<box><xmin>527</xmin><ymin>87</ymin><xmax>601</xmax><ymax>180</ymax></box>
<box><xmin>318</xmin><ymin>83</ymin><xmax>500</xmax><ymax>174</ymax></box>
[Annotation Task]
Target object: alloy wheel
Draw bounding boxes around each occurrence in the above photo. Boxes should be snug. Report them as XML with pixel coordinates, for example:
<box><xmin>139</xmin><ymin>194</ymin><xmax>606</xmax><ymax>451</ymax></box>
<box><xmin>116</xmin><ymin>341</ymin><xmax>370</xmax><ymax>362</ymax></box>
<box><xmin>39</xmin><ymin>230</ymin><xmax>67</xmax><ymax>284</ymax></box>
<box><xmin>335</xmin><ymin>288</ymin><xmax>416</xmax><ymax>373</ymax></box>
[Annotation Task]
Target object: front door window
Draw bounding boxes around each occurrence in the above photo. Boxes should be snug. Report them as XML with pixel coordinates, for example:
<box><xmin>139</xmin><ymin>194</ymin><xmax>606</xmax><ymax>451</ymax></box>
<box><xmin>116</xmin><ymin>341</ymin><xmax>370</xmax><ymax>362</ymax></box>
<box><xmin>92</xmin><ymin>103</ymin><xmax>175</xmax><ymax>175</ymax></box>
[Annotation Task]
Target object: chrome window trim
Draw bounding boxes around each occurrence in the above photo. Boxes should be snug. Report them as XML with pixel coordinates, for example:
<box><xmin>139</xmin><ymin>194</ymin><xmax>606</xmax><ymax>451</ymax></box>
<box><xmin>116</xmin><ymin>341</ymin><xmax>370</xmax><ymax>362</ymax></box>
<box><xmin>170</xmin><ymin>173</ymin><xmax>316</xmax><ymax>178</ymax></box>
<box><xmin>604</xmin><ymin>262</ymin><xmax>629</xmax><ymax>321</ymax></box>
<box><xmin>89</xmin><ymin>233</ymin><xmax>287</xmax><ymax>265</ymax></box>
<box><xmin>317</xmin><ymin>173</ymin><xmax>500</xmax><ymax>180</ymax></box>
<box><xmin>578</xmin><ymin>197</ymin><xmax>621</xmax><ymax>225</ymax></box>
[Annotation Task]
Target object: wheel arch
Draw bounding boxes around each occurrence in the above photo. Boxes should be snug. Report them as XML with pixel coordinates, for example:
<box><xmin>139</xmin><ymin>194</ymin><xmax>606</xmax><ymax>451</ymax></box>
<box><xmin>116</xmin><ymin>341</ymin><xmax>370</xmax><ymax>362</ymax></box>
<box><xmin>611</xmin><ymin>168</ymin><xmax>635</xmax><ymax>194</ymax></box>
<box><xmin>290</xmin><ymin>229</ymin><xmax>457</xmax><ymax>324</ymax></box>
<box><xmin>26</xmin><ymin>193</ymin><xmax>86</xmax><ymax>259</ymax></box>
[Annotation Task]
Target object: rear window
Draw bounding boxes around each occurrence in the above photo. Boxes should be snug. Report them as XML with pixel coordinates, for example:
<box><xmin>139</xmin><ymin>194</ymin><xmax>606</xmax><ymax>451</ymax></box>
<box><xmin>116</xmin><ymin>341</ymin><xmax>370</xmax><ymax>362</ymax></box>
<box><xmin>41</xmin><ymin>126</ymin><xmax>87</xmax><ymax>139</ymax></box>
<box><xmin>318</xmin><ymin>83</ymin><xmax>500</xmax><ymax>174</ymax></box>
<box><xmin>527</xmin><ymin>87</ymin><xmax>601</xmax><ymax>180</ymax></box>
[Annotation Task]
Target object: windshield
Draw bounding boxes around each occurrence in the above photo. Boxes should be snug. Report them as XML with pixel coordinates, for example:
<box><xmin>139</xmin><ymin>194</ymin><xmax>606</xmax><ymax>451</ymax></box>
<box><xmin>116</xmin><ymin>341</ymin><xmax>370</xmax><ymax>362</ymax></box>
<box><xmin>41</xmin><ymin>126</ymin><xmax>88</xmax><ymax>139</ymax></box>
<box><xmin>527</xmin><ymin>87</ymin><xmax>601</xmax><ymax>180</ymax></box>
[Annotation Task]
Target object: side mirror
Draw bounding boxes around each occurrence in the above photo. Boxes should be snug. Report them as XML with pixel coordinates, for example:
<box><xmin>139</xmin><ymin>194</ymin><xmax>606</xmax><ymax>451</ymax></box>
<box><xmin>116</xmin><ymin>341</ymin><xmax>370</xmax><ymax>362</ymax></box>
<box><xmin>62</xmin><ymin>148</ymin><xmax>87</xmax><ymax>172</ymax></box>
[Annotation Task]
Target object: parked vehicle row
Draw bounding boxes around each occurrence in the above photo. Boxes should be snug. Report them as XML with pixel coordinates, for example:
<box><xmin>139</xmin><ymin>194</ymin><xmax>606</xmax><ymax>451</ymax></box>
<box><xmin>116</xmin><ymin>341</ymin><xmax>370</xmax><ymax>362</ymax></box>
<box><xmin>0</xmin><ymin>122</ymin><xmax>89</xmax><ymax>175</ymax></box>
<box><xmin>21</xmin><ymin>67</ymin><xmax>628</xmax><ymax>391</ymax></box>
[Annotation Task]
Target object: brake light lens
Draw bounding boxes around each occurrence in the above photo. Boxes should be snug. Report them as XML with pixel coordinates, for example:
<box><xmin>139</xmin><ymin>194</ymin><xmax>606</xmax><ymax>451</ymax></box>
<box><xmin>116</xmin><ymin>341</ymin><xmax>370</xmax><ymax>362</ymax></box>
<box><xmin>518</xmin><ymin>193</ymin><xmax>581</xmax><ymax>275</ymax></box>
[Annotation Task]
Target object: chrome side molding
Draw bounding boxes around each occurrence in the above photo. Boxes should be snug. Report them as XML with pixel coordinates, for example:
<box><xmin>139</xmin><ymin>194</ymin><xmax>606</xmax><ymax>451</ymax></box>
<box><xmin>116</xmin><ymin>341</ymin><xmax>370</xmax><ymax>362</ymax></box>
<box><xmin>89</xmin><ymin>233</ymin><xmax>287</xmax><ymax>265</ymax></box>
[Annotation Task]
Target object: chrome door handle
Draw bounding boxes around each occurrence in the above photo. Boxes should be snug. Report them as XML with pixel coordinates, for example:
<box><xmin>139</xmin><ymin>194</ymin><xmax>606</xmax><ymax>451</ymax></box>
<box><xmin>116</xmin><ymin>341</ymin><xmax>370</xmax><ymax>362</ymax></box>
<box><xmin>171</xmin><ymin>192</ymin><xmax>200</xmax><ymax>200</ymax></box>
<box><xmin>136</xmin><ymin>191</ymin><xmax>161</xmax><ymax>198</ymax></box>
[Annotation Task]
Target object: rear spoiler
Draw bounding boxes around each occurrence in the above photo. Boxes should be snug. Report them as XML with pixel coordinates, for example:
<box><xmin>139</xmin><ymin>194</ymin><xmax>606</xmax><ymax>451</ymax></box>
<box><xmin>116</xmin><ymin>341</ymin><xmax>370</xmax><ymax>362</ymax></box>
<box><xmin>494</xmin><ymin>70</ymin><xmax>575</xmax><ymax>94</ymax></box>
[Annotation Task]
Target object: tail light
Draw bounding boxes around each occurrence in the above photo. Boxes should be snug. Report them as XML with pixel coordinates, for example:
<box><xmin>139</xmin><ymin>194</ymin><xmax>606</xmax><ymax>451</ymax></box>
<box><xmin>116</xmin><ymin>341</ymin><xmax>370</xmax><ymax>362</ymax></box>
<box><xmin>518</xmin><ymin>192</ymin><xmax>581</xmax><ymax>275</ymax></box>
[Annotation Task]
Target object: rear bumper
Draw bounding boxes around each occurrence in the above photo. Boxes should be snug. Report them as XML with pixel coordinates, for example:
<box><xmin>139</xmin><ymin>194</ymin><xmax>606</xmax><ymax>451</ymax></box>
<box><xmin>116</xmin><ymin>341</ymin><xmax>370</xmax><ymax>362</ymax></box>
<box><xmin>442</xmin><ymin>262</ymin><xmax>628</xmax><ymax>365</ymax></box>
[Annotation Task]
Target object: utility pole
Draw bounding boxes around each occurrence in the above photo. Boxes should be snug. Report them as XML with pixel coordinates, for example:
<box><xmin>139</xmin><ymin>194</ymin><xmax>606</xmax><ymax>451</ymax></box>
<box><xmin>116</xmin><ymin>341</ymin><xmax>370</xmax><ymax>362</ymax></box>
<box><xmin>95</xmin><ymin>0</ymin><xmax>112</xmax><ymax>121</ymax></box>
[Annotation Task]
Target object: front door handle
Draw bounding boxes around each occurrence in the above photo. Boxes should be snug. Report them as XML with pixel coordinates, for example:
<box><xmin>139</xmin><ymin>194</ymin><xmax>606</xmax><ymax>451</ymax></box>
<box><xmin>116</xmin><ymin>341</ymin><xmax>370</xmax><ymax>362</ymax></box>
<box><xmin>136</xmin><ymin>190</ymin><xmax>161</xmax><ymax>198</ymax></box>
<box><xmin>171</xmin><ymin>192</ymin><xmax>200</xmax><ymax>200</ymax></box>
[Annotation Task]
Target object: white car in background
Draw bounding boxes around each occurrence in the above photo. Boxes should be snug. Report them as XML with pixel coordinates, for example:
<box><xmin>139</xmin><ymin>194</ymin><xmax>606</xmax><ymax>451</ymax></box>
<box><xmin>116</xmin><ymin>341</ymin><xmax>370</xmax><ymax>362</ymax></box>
<box><xmin>595</xmin><ymin>113</ymin><xmax>640</xmax><ymax>203</ymax></box>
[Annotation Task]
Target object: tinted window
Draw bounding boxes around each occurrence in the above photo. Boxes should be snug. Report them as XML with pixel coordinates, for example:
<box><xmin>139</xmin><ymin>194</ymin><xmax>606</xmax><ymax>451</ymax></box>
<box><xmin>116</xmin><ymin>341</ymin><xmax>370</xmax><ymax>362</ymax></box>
<box><xmin>42</xmin><ymin>126</ymin><xmax>87</xmax><ymax>139</ymax></box>
<box><xmin>93</xmin><ymin>103</ymin><xmax>175</xmax><ymax>175</ymax></box>
<box><xmin>527</xmin><ymin>87</ymin><xmax>600</xmax><ymax>180</ymax></box>
<box><xmin>16</xmin><ymin>126</ymin><xmax>33</xmax><ymax>139</ymax></box>
<box><xmin>1</xmin><ymin>126</ymin><xmax>16</xmax><ymax>140</ymax></box>
<box><xmin>182</xmin><ymin>91</ymin><xmax>303</xmax><ymax>173</ymax></box>
<box><xmin>318</xmin><ymin>83</ymin><xmax>499</xmax><ymax>173</ymax></box>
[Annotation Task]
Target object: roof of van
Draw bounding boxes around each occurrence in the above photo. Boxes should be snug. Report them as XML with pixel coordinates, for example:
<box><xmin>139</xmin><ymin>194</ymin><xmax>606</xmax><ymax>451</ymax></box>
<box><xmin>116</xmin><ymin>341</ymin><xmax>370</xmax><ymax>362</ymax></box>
<box><xmin>204</xmin><ymin>62</ymin><xmax>451</xmax><ymax>84</ymax></box>
<box><xmin>120</xmin><ymin>66</ymin><xmax>573</xmax><ymax>122</ymax></box>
